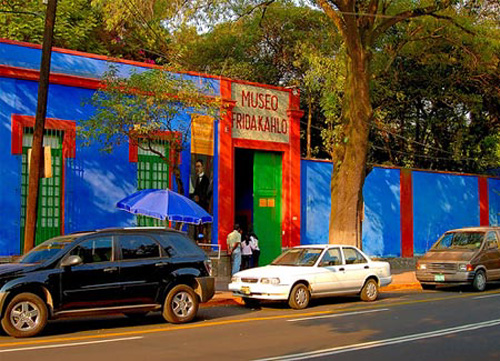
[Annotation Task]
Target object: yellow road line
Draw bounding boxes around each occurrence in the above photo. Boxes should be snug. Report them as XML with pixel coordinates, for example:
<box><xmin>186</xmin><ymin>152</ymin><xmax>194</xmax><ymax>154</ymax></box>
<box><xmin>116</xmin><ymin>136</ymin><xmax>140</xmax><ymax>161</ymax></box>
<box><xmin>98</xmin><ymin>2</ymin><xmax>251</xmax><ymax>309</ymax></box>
<box><xmin>1</xmin><ymin>289</ymin><xmax>499</xmax><ymax>348</ymax></box>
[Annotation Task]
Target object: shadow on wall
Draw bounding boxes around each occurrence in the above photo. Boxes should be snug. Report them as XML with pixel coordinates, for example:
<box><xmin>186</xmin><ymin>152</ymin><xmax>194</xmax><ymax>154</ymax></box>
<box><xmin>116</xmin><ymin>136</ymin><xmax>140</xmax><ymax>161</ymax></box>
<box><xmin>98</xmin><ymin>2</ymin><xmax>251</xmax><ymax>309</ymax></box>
<box><xmin>65</xmin><ymin>145</ymin><xmax>137</xmax><ymax>233</ymax></box>
<box><xmin>362</xmin><ymin>168</ymin><xmax>401</xmax><ymax>257</ymax></box>
<box><xmin>489</xmin><ymin>179</ymin><xmax>500</xmax><ymax>226</ymax></box>
<box><xmin>300</xmin><ymin>160</ymin><xmax>332</xmax><ymax>245</ymax></box>
<box><xmin>413</xmin><ymin>172</ymin><xmax>479</xmax><ymax>255</ymax></box>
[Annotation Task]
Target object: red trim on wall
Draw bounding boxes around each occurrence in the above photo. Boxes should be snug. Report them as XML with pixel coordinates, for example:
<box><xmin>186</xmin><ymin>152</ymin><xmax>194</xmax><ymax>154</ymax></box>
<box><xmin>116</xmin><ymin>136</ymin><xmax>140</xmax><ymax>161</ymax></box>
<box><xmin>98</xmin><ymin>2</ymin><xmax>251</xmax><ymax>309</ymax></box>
<box><xmin>288</xmin><ymin>106</ymin><xmax>303</xmax><ymax>248</ymax></box>
<box><xmin>400</xmin><ymin>169</ymin><xmax>414</xmax><ymax>258</ymax></box>
<box><xmin>11</xmin><ymin>115</ymin><xmax>76</xmax><ymax>158</ymax></box>
<box><xmin>219</xmin><ymin>80</ymin><xmax>235</xmax><ymax>251</ymax></box>
<box><xmin>217</xmin><ymin>80</ymin><xmax>303</xmax><ymax>251</ymax></box>
<box><xmin>0</xmin><ymin>65</ymin><xmax>101</xmax><ymax>90</ymax></box>
<box><xmin>479</xmin><ymin>176</ymin><xmax>489</xmax><ymax>226</ymax></box>
<box><xmin>11</xmin><ymin>115</ymin><xmax>76</xmax><ymax>235</ymax></box>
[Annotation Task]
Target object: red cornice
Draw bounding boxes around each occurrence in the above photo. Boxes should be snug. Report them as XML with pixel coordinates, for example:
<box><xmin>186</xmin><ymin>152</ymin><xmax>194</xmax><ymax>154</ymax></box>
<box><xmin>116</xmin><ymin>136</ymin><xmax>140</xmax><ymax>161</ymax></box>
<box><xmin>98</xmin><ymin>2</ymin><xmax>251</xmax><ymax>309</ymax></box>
<box><xmin>0</xmin><ymin>38</ymin><xmax>296</xmax><ymax>93</ymax></box>
<box><xmin>11</xmin><ymin>115</ymin><xmax>76</xmax><ymax>158</ymax></box>
<box><xmin>0</xmin><ymin>64</ymin><xmax>101</xmax><ymax>89</ymax></box>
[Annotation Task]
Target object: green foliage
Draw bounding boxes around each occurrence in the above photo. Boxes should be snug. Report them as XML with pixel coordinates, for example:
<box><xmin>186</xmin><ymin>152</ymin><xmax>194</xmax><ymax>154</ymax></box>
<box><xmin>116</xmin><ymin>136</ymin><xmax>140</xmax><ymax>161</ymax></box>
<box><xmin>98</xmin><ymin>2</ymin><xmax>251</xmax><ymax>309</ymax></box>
<box><xmin>79</xmin><ymin>67</ymin><xmax>222</xmax><ymax>191</ymax></box>
<box><xmin>369</xmin><ymin>4</ymin><xmax>500</xmax><ymax>172</ymax></box>
<box><xmin>80</xmin><ymin>66</ymin><xmax>220</xmax><ymax>151</ymax></box>
<box><xmin>0</xmin><ymin>0</ymin><xmax>108</xmax><ymax>54</ymax></box>
<box><xmin>0</xmin><ymin>0</ymin><xmax>172</xmax><ymax>61</ymax></box>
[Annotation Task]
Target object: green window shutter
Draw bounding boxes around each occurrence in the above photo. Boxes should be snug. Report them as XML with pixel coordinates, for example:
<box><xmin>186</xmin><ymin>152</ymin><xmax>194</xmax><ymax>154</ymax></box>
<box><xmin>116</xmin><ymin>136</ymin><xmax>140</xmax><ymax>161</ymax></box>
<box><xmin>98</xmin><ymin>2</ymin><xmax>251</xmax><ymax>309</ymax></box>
<box><xmin>137</xmin><ymin>140</ymin><xmax>170</xmax><ymax>227</ymax></box>
<box><xmin>20</xmin><ymin>128</ymin><xmax>63</xmax><ymax>248</ymax></box>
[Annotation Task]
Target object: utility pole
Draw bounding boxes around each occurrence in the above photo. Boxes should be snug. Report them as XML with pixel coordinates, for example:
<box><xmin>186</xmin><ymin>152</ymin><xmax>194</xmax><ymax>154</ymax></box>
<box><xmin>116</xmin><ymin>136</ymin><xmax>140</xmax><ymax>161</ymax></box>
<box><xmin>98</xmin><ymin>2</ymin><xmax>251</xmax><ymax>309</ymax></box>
<box><xmin>23</xmin><ymin>0</ymin><xmax>58</xmax><ymax>254</ymax></box>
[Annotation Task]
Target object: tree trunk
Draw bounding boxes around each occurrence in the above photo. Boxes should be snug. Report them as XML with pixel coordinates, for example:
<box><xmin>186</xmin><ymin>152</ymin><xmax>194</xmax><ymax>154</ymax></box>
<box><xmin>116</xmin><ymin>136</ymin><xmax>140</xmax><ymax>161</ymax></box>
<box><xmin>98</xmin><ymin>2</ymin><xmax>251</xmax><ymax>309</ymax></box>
<box><xmin>329</xmin><ymin>44</ymin><xmax>371</xmax><ymax>246</ymax></box>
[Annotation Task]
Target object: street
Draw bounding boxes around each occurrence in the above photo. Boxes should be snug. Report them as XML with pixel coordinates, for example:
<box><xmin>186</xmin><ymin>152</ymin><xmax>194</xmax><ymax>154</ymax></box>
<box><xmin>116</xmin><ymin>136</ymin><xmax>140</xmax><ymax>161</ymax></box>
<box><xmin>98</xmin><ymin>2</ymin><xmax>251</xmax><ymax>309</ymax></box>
<box><xmin>1</xmin><ymin>286</ymin><xmax>500</xmax><ymax>360</ymax></box>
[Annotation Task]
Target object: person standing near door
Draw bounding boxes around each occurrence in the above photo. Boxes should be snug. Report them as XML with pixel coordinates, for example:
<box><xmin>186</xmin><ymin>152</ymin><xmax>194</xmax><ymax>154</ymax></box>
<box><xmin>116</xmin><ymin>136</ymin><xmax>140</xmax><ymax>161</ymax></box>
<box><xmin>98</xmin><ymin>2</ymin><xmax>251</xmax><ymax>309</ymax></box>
<box><xmin>227</xmin><ymin>224</ymin><xmax>242</xmax><ymax>275</ymax></box>
<box><xmin>249</xmin><ymin>231</ymin><xmax>260</xmax><ymax>268</ymax></box>
<box><xmin>241</xmin><ymin>233</ymin><xmax>253</xmax><ymax>270</ymax></box>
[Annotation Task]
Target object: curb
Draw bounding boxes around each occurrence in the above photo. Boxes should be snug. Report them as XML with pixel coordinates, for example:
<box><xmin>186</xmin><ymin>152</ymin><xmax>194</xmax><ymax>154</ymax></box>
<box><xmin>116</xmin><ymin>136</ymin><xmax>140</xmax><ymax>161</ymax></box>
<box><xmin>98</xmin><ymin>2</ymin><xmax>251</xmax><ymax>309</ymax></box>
<box><xmin>202</xmin><ymin>283</ymin><xmax>423</xmax><ymax>307</ymax></box>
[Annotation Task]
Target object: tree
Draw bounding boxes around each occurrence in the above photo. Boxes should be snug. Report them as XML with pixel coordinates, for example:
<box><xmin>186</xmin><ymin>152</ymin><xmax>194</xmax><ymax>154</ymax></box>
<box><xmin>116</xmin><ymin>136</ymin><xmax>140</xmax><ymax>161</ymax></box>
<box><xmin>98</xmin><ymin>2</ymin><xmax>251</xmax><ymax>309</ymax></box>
<box><xmin>79</xmin><ymin>67</ymin><xmax>222</xmax><ymax>194</ymax></box>
<box><xmin>369</xmin><ymin>8</ymin><xmax>500</xmax><ymax>173</ymax></box>
<box><xmin>0</xmin><ymin>0</ymin><xmax>171</xmax><ymax>61</ymax></box>
<box><xmin>170</xmin><ymin>1</ymin><xmax>341</xmax><ymax>158</ymax></box>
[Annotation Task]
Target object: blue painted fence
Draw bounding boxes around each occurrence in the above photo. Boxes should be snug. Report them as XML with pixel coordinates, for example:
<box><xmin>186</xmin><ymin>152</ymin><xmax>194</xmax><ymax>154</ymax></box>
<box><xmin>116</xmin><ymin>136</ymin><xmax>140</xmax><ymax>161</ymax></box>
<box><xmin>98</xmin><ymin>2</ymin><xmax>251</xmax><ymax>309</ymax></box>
<box><xmin>300</xmin><ymin>159</ymin><xmax>500</xmax><ymax>258</ymax></box>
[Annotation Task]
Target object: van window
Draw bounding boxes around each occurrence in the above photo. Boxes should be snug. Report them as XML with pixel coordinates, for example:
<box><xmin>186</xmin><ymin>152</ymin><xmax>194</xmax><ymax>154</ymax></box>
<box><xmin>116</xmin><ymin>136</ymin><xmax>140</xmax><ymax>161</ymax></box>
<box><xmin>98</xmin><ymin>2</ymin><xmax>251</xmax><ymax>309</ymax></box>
<box><xmin>433</xmin><ymin>232</ymin><xmax>484</xmax><ymax>250</ymax></box>
<box><xmin>486</xmin><ymin>232</ymin><xmax>499</xmax><ymax>249</ymax></box>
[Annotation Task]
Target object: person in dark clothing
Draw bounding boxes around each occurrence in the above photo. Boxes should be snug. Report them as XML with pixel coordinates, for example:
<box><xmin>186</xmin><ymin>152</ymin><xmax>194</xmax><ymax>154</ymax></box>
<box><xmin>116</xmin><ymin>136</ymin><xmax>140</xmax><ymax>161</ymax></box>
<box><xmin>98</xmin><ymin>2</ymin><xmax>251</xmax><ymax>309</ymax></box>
<box><xmin>192</xmin><ymin>159</ymin><xmax>210</xmax><ymax>211</ymax></box>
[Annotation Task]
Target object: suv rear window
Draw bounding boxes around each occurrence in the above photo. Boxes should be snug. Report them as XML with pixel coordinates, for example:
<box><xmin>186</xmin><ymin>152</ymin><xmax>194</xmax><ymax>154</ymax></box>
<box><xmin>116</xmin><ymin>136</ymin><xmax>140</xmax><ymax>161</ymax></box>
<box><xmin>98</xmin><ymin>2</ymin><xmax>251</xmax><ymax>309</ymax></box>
<box><xmin>158</xmin><ymin>233</ymin><xmax>205</xmax><ymax>257</ymax></box>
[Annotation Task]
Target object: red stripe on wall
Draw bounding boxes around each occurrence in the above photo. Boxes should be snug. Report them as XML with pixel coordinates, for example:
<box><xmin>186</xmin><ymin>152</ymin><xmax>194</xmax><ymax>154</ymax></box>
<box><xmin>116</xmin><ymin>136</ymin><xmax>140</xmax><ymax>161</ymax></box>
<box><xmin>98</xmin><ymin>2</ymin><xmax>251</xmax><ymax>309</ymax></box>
<box><xmin>479</xmin><ymin>176</ymin><xmax>489</xmax><ymax>226</ymax></box>
<box><xmin>400</xmin><ymin>169</ymin><xmax>414</xmax><ymax>258</ymax></box>
<box><xmin>218</xmin><ymin>80</ymin><xmax>235</xmax><ymax>251</ymax></box>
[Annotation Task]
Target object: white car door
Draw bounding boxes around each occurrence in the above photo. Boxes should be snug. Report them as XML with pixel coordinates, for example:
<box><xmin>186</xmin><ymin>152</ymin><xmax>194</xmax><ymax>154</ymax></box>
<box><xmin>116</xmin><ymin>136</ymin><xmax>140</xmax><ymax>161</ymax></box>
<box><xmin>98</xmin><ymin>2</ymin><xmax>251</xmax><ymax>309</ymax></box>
<box><xmin>312</xmin><ymin>247</ymin><xmax>347</xmax><ymax>294</ymax></box>
<box><xmin>340</xmin><ymin>247</ymin><xmax>371</xmax><ymax>291</ymax></box>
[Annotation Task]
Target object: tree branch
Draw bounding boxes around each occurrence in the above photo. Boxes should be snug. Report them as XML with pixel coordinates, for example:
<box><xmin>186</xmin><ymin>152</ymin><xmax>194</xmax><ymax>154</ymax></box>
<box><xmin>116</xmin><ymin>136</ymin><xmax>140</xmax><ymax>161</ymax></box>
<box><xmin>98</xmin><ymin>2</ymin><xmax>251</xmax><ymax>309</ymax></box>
<box><xmin>429</xmin><ymin>13</ymin><xmax>475</xmax><ymax>35</ymax></box>
<box><xmin>372</xmin><ymin>0</ymin><xmax>453</xmax><ymax>42</ymax></box>
<box><xmin>316</xmin><ymin>0</ymin><xmax>347</xmax><ymax>39</ymax></box>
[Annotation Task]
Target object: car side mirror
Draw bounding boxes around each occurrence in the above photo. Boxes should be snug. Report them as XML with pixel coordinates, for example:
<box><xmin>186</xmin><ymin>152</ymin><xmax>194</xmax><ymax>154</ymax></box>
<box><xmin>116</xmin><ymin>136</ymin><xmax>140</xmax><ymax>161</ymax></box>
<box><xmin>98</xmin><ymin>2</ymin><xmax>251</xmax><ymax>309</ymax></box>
<box><xmin>61</xmin><ymin>255</ymin><xmax>83</xmax><ymax>268</ymax></box>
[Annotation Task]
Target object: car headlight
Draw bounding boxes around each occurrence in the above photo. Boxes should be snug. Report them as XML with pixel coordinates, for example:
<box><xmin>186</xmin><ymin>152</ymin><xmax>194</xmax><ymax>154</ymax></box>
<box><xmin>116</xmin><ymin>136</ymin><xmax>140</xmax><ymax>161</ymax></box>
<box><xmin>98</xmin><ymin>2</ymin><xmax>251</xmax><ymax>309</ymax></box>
<box><xmin>458</xmin><ymin>264</ymin><xmax>474</xmax><ymax>272</ymax></box>
<box><xmin>231</xmin><ymin>276</ymin><xmax>240</xmax><ymax>283</ymax></box>
<box><xmin>261</xmin><ymin>277</ymin><xmax>280</xmax><ymax>285</ymax></box>
<box><xmin>417</xmin><ymin>263</ymin><xmax>426</xmax><ymax>270</ymax></box>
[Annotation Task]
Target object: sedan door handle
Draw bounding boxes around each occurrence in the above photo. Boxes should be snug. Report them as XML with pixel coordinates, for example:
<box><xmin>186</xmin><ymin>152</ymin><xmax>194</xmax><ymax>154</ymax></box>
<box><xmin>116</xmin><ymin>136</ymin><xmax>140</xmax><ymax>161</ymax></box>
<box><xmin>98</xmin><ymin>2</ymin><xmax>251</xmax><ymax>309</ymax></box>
<box><xmin>364</xmin><ymin>265</ymin><xmax>369</xmax><ymax>269</ymax></box>
<box><xmin>339</xmin><ymin>267</ymin><xmax>345</xmax><ymax>271</ymax></box>
<box><xmin>155</xmin><ymin>262</ymin><xmax>168</xmax><ymax>267</ymax></box>
<box><xmin>103</xmin><ymin>267</ymin><xmax>118</xmax><ymax>273</ymax></box>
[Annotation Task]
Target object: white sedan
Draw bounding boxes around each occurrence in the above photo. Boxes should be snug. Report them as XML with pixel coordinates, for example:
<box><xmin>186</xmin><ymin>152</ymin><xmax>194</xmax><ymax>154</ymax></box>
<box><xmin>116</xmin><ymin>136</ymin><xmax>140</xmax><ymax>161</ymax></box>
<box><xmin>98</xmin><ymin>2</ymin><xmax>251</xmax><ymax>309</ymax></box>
<box><xmin>229</xmin><ymin>245</ymin><xmax>392</xmax><ymax>309</ymax></box>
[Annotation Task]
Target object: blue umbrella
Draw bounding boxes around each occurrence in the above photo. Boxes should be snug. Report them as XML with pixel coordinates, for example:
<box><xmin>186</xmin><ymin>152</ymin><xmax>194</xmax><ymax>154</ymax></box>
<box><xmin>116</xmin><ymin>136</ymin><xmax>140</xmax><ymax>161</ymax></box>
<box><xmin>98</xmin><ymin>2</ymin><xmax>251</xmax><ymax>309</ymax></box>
<box><xmin>116</xmin><ymin>189</ymin><xmax>213</xmax><ymax>225</ymax></box>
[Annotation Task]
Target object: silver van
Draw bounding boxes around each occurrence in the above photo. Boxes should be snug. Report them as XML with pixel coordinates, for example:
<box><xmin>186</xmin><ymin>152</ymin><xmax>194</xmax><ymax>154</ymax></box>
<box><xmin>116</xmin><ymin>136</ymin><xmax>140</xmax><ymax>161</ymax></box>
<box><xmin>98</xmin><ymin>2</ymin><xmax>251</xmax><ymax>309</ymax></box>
<box><xmin>416</xmin><ymin>227</ymin><xmax>500</xmax><ymax>291</ymax></box>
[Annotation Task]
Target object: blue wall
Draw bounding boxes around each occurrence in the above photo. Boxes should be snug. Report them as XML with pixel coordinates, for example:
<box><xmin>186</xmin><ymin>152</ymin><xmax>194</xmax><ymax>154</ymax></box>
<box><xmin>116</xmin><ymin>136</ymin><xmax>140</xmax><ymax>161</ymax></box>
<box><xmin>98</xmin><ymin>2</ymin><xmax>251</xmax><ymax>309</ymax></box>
<box><xmin>300</xmin><ymin>160</ymin><xmax>332</xmax><ymax>245</ymax></box>
<box><xmin>300</xmin><ymin>159</ymin><xmax>499</xmax><ymax>258</ymax></box>
<box><xmin>0</xmin><ymin>42</ymin><xmax>220</xmax><ymax>96</ymax></box>
<box><xmin>0</xmin><ymin>41</ymin><xmax>222</xmax><ymax>255</ymax></box>
<box><xmin>412</xmin><ymin>171</ymin><xmax>479</xmax><ymax>255</ymax></box>
<box><xmin>489</xmin><ymin>178</ymin><xmax>500</xmax><ymax>226</ymax></box>
<box><xmin>362</xmin><ymin>168</ymin><xmax>401</xmax><ymax>257</ymax></box>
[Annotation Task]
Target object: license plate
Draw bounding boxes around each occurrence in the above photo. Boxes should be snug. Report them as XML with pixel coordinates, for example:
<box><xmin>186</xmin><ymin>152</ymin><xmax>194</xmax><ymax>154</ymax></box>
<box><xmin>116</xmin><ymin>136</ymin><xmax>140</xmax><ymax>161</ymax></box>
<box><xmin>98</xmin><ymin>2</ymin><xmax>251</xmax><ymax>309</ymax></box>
<box><xmin>241</xmin><ymin>286</ymin><xmax>251</xmax><ymax>295</ymax></box>
<box><xmin>434</xmin><ymin>274</ymin><xmax>445</xmax><ymax>282</ymax></box>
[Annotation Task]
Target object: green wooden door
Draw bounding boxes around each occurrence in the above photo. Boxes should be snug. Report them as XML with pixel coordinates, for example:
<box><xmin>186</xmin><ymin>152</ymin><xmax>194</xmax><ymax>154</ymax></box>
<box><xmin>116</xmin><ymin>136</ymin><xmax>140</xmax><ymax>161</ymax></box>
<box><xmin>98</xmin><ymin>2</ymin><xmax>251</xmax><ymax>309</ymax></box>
<box><xmin>137</xmin><ymin>141</ymin><xmax>169</xmax><ymax>226</ymax></box>
<box><xmin>20</xmin><ymin>130</ymin><xmax>63</xmax><ymax>248</ymax></box>
<box><xmin>253</xmin><ymin>151</ymin><xmax>282</xmax><ymax>266</ymax></box>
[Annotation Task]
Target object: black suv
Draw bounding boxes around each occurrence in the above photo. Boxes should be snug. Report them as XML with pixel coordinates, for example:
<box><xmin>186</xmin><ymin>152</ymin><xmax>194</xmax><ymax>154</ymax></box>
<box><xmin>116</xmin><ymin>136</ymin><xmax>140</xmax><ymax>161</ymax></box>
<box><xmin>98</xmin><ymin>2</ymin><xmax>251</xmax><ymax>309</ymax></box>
<box><xmin>0</xmin><ymin>228</ymin><xmax>214</xmax><ymax>337</ymax></box>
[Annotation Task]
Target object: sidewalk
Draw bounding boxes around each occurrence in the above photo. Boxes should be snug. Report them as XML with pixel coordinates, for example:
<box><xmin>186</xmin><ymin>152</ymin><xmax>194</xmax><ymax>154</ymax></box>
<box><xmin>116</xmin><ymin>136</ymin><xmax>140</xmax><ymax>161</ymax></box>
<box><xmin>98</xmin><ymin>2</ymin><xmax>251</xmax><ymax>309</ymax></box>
<box><xmin>203</xmin><ymin>270</ymin><xmax>421</xmax><ymax>308</ymax></box>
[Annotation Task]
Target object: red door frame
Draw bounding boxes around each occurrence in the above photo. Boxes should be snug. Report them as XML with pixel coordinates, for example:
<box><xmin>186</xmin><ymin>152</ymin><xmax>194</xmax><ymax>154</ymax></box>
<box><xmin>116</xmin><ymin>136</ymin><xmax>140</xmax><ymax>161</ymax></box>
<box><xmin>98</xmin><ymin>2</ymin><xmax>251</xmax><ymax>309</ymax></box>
<box><xmin>218</xmin><ymin>79</ymin><xmax>303</xmax><ymax>251</ymax></box>
<box><xmin>11</xmin><ymin>114</ymin><xmax>76</xmax><ymax>235</ymax></box>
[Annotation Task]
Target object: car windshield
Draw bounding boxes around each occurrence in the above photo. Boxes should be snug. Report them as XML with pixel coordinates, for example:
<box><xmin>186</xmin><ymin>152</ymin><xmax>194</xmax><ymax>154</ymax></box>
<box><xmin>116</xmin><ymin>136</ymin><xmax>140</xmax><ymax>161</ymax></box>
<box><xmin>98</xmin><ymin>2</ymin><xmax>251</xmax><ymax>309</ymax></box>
<box><xmin>18</xmin><ymin>236</ymin><xmax>77</xmax><ymax>264</ymax></box>
<box><xmin>432</xmin><ymin>232</ymin><xmax>485</xmax><ymax>251</ymax></box>
<box><xmin>271</xmin><ymin>248</ymin><xmax>323</xmax><ymax>266</ymax></box>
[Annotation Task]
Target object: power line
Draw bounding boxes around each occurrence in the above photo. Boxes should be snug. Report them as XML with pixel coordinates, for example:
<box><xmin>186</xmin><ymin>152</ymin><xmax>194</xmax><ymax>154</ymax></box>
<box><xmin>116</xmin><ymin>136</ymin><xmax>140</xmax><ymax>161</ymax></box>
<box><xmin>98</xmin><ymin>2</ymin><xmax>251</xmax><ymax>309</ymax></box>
<box><xmin>120</xmin><ymin>0</ymin><xmax>174</xmax><ymax>62</ymax></box>
<box><xmin>300</xmin><ymin>119</ymin><xmax>494</xmax><ymax>166</ymax></box>
<box><xmin>0</xmin><ymin>9</ymin><xmax>41</xmax><ymax>16</ymax></box>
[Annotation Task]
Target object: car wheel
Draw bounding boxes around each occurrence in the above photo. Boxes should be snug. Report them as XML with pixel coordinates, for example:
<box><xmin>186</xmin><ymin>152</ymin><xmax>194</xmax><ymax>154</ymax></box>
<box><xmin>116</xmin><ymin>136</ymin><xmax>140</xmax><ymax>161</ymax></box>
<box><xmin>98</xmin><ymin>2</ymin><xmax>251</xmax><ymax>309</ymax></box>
<box><xmin>162</xmin><ymin>284</ymin><xmax>199</xmax><ymax>324</ymax></box>
<box><xmin>242</xmin><ymin>298</ymin><xmax>260</xmax><ymax>308</ymax></box>
<box><xmin>360</xmin><ymin>279</ymin><xmax>379</xmax><ymax>302</ymax></box>
<box><xmin>288</xmin><ymin>283</ymin><xmax>310</xmax><ymax>310</ymax></box>
<box><xmin>472</xmin><ymin>270</ymin><xmax>487</xmax><ymax>292</ymax></box>
<box><xmin>421</xmin><ymin>284</ymin><xmax>435</xmax><ymax>291</ymax></box>
<box><xmin>1</xmin><ymin>293</ymin><xmax>48</xmax><ymax>338</ymax></box>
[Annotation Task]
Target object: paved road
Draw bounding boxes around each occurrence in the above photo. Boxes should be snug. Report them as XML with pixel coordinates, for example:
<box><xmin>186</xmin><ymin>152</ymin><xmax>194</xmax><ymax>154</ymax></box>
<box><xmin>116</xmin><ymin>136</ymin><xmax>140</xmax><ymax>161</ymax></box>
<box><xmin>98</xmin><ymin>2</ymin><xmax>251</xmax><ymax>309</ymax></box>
<box><xmin>1</xmin><ymin>286</ymin><xmax>500</xmax><ymax>361</ymax></box>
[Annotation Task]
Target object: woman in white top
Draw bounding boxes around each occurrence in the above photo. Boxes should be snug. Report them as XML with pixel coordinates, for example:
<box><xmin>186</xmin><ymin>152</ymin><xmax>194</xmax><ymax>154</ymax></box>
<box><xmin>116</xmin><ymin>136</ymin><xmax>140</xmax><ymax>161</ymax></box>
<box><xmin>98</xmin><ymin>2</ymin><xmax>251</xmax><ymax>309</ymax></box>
<box><xmin>249</xmin><ymin>232</ymin><xmax>260</xmax><ymax>268</ymax></box>
<box><xmin>241</xmin><ymin>234</ymin><xmax>253</xmax><ymax>270</ymax></box>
